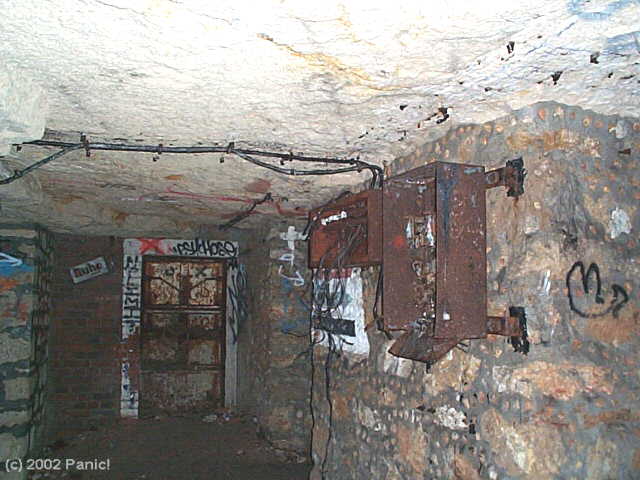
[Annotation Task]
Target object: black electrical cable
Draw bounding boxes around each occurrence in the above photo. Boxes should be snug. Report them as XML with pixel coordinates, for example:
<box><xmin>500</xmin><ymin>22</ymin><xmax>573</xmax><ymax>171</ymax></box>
<box><xmin>309</xmin><ymin>224</ymin><xmax>364</xmax><ymax>479</ymax></box>
<box><xmin>0</xmin><ymin>145</ymin><xmax>82</xmax><ymax>185</ymax></box>
<box><xmin>321</xmin><ymin>332</ymin><xmax>335</xmax><ymax>480</ymax></box>
<box><xmin>3</xmin><ymin>139</ymin><xmax>384</xmax><ymax>188</ymax></box>
<box><xmin>218</xmin><ymin>192</ymin><xmax>273</xmax><ymax>231</ymax></box>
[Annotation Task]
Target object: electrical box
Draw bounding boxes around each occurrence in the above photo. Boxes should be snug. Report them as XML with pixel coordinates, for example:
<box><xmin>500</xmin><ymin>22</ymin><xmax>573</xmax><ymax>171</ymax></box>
<box><xmin>382</xmin><ymin>159</ymin><xmax>528</xmax><ymax>365</ymax></box>
<box><xmin>308</xmin><ymin>190</ymin><xmax>382</xmax><ymax>269</ymax></box>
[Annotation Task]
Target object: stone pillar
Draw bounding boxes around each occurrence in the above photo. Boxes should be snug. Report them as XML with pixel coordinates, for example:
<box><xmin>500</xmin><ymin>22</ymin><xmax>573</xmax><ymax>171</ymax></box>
<box><xmin>242</xmin><ymin>221</ymin><xmax>312</xmax><ymax>455</ymax></box>
<box><xmin>0</xmin><ymin>227</ymin><xmax>53</xmax><ymax>480</ymax></box>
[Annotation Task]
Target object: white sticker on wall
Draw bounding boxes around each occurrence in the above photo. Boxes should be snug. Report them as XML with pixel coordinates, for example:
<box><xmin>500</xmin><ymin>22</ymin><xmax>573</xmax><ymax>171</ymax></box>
<box><xmin>69</xmin><ymin>256</ymin><xmax>109</xmax><ymax>283</ymax></box>
<box><xmin>312</xmin><ymin>268</ymin><xmax>369</xmax><ymax>356</ymax></box>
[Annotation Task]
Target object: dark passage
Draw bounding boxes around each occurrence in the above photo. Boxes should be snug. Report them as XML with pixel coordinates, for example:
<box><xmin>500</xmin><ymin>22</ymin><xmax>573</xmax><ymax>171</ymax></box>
<box><xmin>32</xmin><ymin>415</ymin><xmax>311</xmax><ymax>480</ymax></box>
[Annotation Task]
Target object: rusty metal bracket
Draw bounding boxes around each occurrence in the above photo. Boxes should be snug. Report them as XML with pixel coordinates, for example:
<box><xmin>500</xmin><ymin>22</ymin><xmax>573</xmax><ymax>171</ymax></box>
<box><xmin>488</xmin><ymin>306</ymin><xmax>529</xmax><ymax>354</ymax></box>
<box><xmin>485</xmin><ymin>157</ymin><xmax>526</xmax><ymax>197</ymax></box>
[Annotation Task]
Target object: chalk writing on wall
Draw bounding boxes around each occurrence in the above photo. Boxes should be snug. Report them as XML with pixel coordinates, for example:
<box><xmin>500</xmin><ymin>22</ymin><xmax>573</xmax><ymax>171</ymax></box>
<box><xmin>277</xmin><ymin>226</ymin><xmax>305</xmax><ymax>287</ymax></box>
<box><xmin>274</xmin><ymin>226</ymin><xmax>309</xmax><ymax>335</ymax></box>
<box><xmin>566</xmin><ymin>261</ymin><xmax>629</xmax><ymax>318</ymax></box>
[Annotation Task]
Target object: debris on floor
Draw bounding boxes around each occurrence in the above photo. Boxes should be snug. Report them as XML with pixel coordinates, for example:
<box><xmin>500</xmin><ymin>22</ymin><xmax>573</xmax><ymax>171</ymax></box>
<box><xmin>27</xmin><ymin>414</ymin><xmax>310</xmax><ymax>480</ymax></box>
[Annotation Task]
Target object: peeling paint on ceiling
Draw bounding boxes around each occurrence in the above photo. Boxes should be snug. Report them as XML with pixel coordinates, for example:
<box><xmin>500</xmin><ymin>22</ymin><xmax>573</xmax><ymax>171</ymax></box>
<box><xmin>0</xmin><ymin>0</ymin><xmax>638</xmax><ymax>235</ymax></box>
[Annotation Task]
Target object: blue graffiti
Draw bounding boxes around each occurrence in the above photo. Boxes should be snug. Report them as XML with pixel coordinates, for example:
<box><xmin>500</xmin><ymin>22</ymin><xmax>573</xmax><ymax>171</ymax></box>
<box><xmin>0</xmin><ymin>262</ymin><xmax>34</xmax><ymax>277</ymax></box>
<box><xmin>278</xmin><ymin>276</ymin><xmax>310</xmax><ymax>335</ymax></box>
<box><xmin>567</xmin><ymin>0</ymin><xmax>639</xmax><ymax>21</ymax></box>
<box><xmin>605</xmin><ymin>31</ymin><xmax>640</xmax><ymax>55</ymax></box>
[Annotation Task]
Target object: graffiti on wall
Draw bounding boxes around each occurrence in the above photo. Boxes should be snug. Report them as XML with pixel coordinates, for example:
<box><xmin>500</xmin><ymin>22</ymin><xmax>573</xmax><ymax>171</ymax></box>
<box><xmin>277</xmin><ymin>226</ymin><xmax>306</xmax><ymax>287</ymax></box>
<box><xmin>312</xmin><ymin>268</ymin><xmax>370</xmax><ymax>356</ymax></box>
<box><xmin>274</xmin><ymin>226</ymin><xmax>310</xmax><ymax>335</ymax></box>
<box><xmin>227</xmin><ymin>263</ymin><xmax>248</xmax><ymax>343</ymax></box>
<box><xmin>279</xmin><ymin>276</ymin><xmax>311</xmax><ymax>336</ymax></box>
<box><xmin>566</xmin><ymin>261</ymin><xmax>629</xmax><ymax>318</ymax></box>
<box><xmin>0</xmin><ymin>251</ymin><xmax>33</xmax><ymax>276</ymax></box>
<box><xmin>120</xmin><ymin>238</ymin><xmax>239</xmax><ymax>418</ymax></box>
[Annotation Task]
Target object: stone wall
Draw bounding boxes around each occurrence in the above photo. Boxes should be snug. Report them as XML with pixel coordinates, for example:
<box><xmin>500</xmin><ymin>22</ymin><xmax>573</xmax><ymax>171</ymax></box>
<box><xmin>310</xmin><ymin>102</ymin><xmax>640</xmax><ymax>479</ymax></box>
<box><xmin>241</xmin><ymin>221</ymin><xmax>312</xmax><ymax>455</ymax></box>
<box><xmin>0</xmin><ymin>226</ymin><xmax>53</xmax><ymax>479</ymax></box>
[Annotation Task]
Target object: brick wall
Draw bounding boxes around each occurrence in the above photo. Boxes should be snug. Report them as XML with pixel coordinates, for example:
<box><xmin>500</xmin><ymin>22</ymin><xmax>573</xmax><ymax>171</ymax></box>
<box><xmin>310</xmin><ymin>102</ymin><xmax>640</xmax><ymax>479</ymax></box>
<box><xmin>47</xmin><ymin>234</ymin><xmax>122</xmax><ymax>440</ymax></box>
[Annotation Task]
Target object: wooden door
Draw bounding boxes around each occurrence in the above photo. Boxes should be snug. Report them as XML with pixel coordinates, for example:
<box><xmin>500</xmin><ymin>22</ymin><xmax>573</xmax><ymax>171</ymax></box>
<box><xmin>140</xmin><ymin>257</ymin><xmax>226</xmax><ymax>416</ymax></box>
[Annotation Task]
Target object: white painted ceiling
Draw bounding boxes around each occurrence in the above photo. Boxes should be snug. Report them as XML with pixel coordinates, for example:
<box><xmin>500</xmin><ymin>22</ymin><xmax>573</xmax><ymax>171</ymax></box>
<box><xmin>0</xmin><ymin>0</ymin><xmax>638</xmax><ymax>235</ymax></box>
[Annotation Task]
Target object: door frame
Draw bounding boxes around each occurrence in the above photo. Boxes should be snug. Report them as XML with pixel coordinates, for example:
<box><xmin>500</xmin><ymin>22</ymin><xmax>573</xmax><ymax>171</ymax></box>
<box><xmin>140</xmin><ymin>256</ymin><xmax>227</xmax><ymax>415</ymax></box>
<box><xmin>120</xmin><ymin>238</ymin><xmax>240</xmax><ymax>418</ymax></box>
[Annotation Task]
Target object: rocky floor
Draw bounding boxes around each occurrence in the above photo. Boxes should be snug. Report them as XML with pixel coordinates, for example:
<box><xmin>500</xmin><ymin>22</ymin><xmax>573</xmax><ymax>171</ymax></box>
<box><xmin>29</xmin><ymin>413</ymin><xmax>311</xmax><ymax>480</ymax></box>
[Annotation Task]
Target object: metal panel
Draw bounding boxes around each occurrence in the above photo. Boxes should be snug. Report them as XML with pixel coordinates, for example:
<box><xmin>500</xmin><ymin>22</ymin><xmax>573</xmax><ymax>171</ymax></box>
<box><xmin>308</xmin><ymin>189</ymin><xmax>382</xmax><ymax>268</ymax></box>
<box><xmin>383</xmin><ymin>162</ymin><xmax>487</xmax><ymax>363</ymax></box>
<box><xmin>382</xmin><ymin>164</ymin><xmax>436</xmax><ymax>331</ymax></box>
<box><xmin>144</xmin><ymin>259</ymin><xmax>224</xmax><ymax>310</ymax></box>
<box><xmin>141</xmin><ymin>258</ymin><xmax>226</xmax><ymax>415</ymax></box>
<box><xmin>434</xmin><ymin>162</ymin><xmax>487</xmax><ymax>340</ymax></box>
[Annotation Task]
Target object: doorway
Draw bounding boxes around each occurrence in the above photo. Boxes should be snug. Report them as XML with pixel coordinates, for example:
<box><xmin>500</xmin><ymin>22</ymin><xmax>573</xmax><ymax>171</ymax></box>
<box><xmin>140</xmin><ymin>256</ymin><xmax>227</xmax><ymax>416</ymax></box>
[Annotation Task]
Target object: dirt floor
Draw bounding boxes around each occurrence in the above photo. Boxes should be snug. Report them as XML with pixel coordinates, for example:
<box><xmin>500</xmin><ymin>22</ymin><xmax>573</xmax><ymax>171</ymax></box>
<box><xmin>30</xmin><ymin>414</ymin><xmax>311</xmax><ymax>480</ymax></box>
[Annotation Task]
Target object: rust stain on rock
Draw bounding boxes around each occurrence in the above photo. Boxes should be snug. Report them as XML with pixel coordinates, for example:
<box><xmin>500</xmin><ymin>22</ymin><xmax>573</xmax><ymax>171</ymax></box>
<box><xmin>587</xmin><ymin>310</ymin><xmax>638</xmax><ymax>345</ymax></box>
<box><xmin>633</xmin><ymin>449</ymin><xmax>640</xmax><ymax>471</ymax></box>
<box><xmin>165</xmin><ymin>174</ymin><xmax>184</xmax><ymax>181</ymax></box>
<box><xmin>244</xmin><ymin>178</ymin><xmax>271</xmax><ymax>194</ymax></box>
<box><xmin>396</xmin><ymin>424</ymin><xmax>427</xmax><ymax>473</ymax></box>
<box><xmin>112</xmin><ymin>210</ymin><xmax>129</xmax><ymax>226</ymax></box>
<box><xmin>454</xmin><ymin>453</ymin><xmax>482</xmax><ymax>480</ymax></box>
<box><xmin>480</xmin><ymin>408</ymin><xmax>566</xmax><ymax>477</ymax></box>
<box><xmin>506</xmin><ymin>129</ymin><xmax>601</xmax><ymax>156</ymax></box>
<box><xmin>583</xmin><ymin>408</ymin><xmax>637</xmax><ymax>429</ymax></box>
<box><xmin>493</xmin><ymin>361</ymin><xmax>614</xmax><ymax>400</ymax></box>
<box><xmin>333</xmin><ymin>393</ymin><xmax>350</xmax><ymax>420</ymax></box>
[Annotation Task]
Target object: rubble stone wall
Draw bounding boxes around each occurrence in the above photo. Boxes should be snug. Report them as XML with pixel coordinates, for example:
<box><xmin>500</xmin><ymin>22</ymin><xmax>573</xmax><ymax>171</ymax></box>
<box><xmin>0</xmin><ymin>226</ymin><xmax>53</xmax><ymax>480</ymax></box>
<box><xmin>241</xmin><ymin>222</ymin><xmax>312</xmax><ymax>455</ymax></box>
<box><xmin>310</xmin><ymin>102</ymin><xmax>640</xmax><ymax>479</ymax></box>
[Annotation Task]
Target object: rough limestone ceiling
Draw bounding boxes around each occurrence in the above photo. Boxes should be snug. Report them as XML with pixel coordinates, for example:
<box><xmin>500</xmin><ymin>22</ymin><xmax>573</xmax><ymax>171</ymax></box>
<box><xmin>0</xmin><ymin>0</ymin><xmax>638</xmax><ymax>235</ymax></box>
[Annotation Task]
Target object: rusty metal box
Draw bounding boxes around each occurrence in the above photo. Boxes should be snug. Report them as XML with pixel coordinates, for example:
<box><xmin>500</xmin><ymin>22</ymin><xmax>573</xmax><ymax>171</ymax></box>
<box><xmin>308</xmin><ymin>189</ymin><xmax>382</xmax><ymax>268</ymax></box>
<box><xmin>382</xmin><ymin>162</ymin><xmax>488</xmax><ymax>362</ymax></box>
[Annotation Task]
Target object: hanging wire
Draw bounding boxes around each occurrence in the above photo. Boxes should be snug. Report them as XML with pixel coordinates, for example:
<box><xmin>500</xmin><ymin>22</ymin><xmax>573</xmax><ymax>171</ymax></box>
<box><xmin>0</xmin><ymin>145</ymin><xmax>82</xmax><ymax>185</ymax></box>
<box><xmin>307</xmin><ymin>223</ymin><xmax>365</xmax><ymax>480</ymax></box>
<box><xmin>1</xmin><ymin>138</ymin><xmax>383</xmax><ymax>189</ymax></box>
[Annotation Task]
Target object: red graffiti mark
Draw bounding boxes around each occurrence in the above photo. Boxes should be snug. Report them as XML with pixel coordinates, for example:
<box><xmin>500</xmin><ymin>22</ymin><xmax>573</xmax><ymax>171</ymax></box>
<box><xmin>392</xmin><ymin>234</ymin><xmax>406</xmax><ymax>249</ymax></box>
<box><xmin>138</xmin><ymin>238</ymin><xmax>165</xmax><ymax>255</ymax></box>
